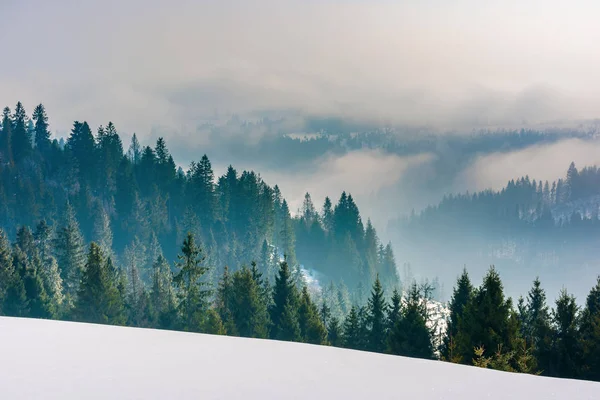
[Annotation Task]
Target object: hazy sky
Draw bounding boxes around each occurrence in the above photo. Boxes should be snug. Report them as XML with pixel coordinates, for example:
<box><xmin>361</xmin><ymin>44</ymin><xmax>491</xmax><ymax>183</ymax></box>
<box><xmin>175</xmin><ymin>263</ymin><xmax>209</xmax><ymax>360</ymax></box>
<box><xmin>1</xmin><ymin>0</ymin><xmax>599</xmax><ymax>137</ymax></box>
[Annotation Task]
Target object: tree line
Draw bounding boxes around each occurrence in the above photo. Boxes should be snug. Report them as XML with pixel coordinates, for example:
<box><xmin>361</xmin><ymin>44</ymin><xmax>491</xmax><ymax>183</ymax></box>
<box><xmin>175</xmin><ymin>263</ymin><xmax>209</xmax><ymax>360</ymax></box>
<box><xmin>0</xmin><ymin>101</ymin><xmax>398</xmax><ymax>299</ymax></box>
<box><xmin>1</xmin><ymin>221</ymin><xmax>598</xmax><ymax>382</ymax></box>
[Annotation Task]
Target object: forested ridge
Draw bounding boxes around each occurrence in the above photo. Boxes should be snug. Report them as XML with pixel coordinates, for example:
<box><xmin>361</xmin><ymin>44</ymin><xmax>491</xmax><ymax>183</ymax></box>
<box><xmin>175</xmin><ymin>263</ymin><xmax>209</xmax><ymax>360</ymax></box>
<box><xmin>0</xmin><ymin>101</ymin><xmax>398</xmax><ymax>298</ymax></box>
<box><xmin>0</xmin><ymin>101</ymin><xmax>599</xmax><ymax>383</ymax></box>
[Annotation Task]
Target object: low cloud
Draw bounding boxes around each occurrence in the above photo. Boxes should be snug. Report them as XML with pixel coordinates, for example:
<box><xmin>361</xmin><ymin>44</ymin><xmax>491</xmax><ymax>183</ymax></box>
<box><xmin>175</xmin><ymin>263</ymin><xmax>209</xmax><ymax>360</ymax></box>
<box><xmin>457</xmin><ymin>138</ymin><xmax>600</xmax><ymax>192</ymax></box>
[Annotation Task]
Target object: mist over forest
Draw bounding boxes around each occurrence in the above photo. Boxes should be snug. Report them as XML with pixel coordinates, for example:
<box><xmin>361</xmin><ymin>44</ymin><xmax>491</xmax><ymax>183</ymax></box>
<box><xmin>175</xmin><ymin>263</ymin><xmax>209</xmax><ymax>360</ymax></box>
<box><xmin>144</xmin><ymin>115</ymin><xmax>600</xmax><ymax>301</ymax></box>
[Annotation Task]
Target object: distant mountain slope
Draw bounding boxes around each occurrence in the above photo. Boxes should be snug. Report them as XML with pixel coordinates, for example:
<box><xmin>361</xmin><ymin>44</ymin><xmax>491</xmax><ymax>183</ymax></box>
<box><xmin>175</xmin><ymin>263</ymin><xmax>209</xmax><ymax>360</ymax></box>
<box><xmin>0</xmin><ymin>317</ymin><xmax>597</xmax><ymax>399</ymax></box>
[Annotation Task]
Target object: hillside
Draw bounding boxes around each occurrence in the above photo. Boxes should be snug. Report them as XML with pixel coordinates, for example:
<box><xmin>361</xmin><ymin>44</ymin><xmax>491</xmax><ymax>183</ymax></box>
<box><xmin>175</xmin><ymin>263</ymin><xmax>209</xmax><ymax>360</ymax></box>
<box><xmin>0</xmin><ymin>317</ymin><xmax>597</xmax><ymax>399</ymax></box>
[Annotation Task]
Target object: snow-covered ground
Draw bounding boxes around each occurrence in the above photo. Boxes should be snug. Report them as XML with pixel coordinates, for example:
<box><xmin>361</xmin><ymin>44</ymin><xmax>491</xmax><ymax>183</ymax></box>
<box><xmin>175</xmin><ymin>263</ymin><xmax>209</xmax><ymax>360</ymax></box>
<box><xmin>0</xmin><ymin>317</ymin><xmax>598</xmax><ymax>399</ymax></box>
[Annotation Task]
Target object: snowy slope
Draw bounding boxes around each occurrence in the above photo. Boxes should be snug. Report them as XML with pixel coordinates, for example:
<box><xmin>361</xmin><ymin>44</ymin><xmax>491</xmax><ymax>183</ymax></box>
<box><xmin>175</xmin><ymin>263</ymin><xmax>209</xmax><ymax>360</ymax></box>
<box><xmin>0</xmin><ymin>317</ymin><xmax>598</xmax><ymax>399</ymax></box>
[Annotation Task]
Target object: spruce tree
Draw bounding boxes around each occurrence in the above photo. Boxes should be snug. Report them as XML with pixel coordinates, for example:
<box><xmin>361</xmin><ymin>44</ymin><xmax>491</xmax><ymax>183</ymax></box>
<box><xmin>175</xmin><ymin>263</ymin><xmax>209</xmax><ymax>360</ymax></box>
<box><xmin>150</xmin><ymin>254</ymin><xmax>177</xmax><ymax>330</ymax></box>
<box><xmin>11</xmin><ymin>102</ymin><xmax>31</xmax><ymax>163</ymax></box>
<box><xmin>173</xmin><ymin>232</ymin><xmax>210</xmax><ymax>332</ymax></box>
<box><xmin>73</xmin><ymin>243</ymin><xmax>125</xmax><ymax>325</ymax></box>
<box><xmin>92</xmin><ymin>202</ymin><xmax>113</xmax><ymax>259</ymax></box>
<box><xmin>32</xmin><ymin>103</ymin><xmax>51</xmax><ymax>152</ymax></box>
<box><xmin>454</xmin><ymin>267</ymin><xmax>516</xmax><ymax>365</ymax></box>
<box><xmin>388</xmin><ymin>283</ymin><xmax>434</xmax><ymax>359</ymax></box>
<box><xmin>0</xmin><ymin>107</ymin><xmax>13</xmax><ymax>165</ymax></box>
<box><xmin>127</xmin><ymin>133</ymin><xmax>142</xmax><ymax>164</ymax></box>
<box><xmin>0</xmin><ymin>229</ymin><xmax>14</xmax><ymax>312</ymax></box>
<box><xmin>124</xmin><ymin>236</ymin><xmax>146</xmax><ymax>321</ymax></box>
<box><xmin>327</xmin><ymin>316</ymin><xmax>343</xmax><ymax>347</ymax></box>
<box><xmin>523</xmin><ymin>277</ymin><xmax>552</xmax><ymax>375</ymax></box>
<box><xmin>551</xmin><ymin>289</ymin><xmax>581</xmax><ymax>379</ymax></box>
<box><xmin>366</xmin><ymin>275</ymin><xmax>388</xmax><ymax>353</ymax></box>
<box><xmin>54</xmin><ymin>202</ymin><xmax>86</xmax><ymax>304</ymax></box>
<box><xmin>228</xmin><ymin>266</ymin><xmax>270</xmax><ymax>338</ymax></box>
<box><xmin>216</xmin><ymin>266</ymin><xmax>237</xmax><ymax>335</ymax></box>
<box><xmin>579</xmin><ymin>277</ymin><xmax>600</xmax><ymax>381</ymax></box>
<box><xmin>298</xmin><ymin>286</ymin><xmax>327</xmax><ymax>345</ymax></box>
<box><xmin>275</xmin><ymin>299</ymin><xmax>301</xmax><ymax>342</ymax></box>
<box><xmin>3</xmin><ymin>247</ymin><xmax>27</xmax><ymax>317</ymax></box>
<box><xmin>387</xmin><ymin>288</ymin><xmax>402</xmax><ymax>332</ymax></box>
<box><xmin>441</xmin><ymin>268</ymin><xmax>473</xmax><ymax>361</ymax></box>
<box><xmin>343</xmin><ymin>305</ymin><xmax>362</xmax><ymax>350</ymax></box>
<box><xmin>270</xmin><ymin>260</ymin><xmax>299</xmax><ymax>340</ymax></box>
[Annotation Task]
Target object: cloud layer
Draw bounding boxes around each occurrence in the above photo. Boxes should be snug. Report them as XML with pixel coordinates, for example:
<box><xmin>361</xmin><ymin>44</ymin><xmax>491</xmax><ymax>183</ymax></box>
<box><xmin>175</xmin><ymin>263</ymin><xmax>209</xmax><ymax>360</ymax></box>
<box><xmin>1</xmin><ymin>0</ymin><xmax>600</xmax><ymax>138</ymax></box>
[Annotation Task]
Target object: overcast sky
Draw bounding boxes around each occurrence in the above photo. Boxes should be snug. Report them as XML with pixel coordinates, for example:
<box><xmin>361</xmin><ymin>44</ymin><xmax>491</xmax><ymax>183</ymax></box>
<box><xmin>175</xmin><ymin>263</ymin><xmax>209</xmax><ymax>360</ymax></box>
<box><xmin>1</xmin><ymin>0</ymin><xmax>599</xmax><ymax>138</ymax></box>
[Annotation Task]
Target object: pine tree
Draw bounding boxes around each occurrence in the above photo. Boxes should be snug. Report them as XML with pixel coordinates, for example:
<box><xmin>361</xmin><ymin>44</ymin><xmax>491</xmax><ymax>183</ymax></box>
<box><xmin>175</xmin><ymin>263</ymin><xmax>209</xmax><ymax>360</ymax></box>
<box><xmin>366</xmin><ymin>275</ymin><xmax>387</xmax><ymax>352</ymax></box>
<box><xmin>73</xmin><ymin>243</ymin><xmax>125</xmax><ymax>325</ymax></box>
<box><xmin>173</xmin><ymin>232</ymin><xmax>211</xmax><ymax>332</ymax></box>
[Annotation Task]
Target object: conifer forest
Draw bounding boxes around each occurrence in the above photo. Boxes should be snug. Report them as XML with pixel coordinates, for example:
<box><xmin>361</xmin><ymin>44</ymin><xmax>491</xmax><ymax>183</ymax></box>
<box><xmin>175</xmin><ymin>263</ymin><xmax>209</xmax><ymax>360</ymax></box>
<box><xmin>0</xmin><ymin>102</ymin><xmax>599</xmax><ymax>383</ymax></box>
